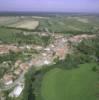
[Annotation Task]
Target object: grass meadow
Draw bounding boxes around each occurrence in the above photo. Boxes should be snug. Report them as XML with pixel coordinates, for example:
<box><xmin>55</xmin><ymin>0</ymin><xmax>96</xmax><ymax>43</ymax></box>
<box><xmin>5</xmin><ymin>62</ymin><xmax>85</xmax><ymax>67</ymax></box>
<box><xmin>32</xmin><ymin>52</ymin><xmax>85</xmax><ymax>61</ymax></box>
<box><xmin>41</xmin><ymin>63</ymin><xmax>99</xmax><ymax>100</ymax></box>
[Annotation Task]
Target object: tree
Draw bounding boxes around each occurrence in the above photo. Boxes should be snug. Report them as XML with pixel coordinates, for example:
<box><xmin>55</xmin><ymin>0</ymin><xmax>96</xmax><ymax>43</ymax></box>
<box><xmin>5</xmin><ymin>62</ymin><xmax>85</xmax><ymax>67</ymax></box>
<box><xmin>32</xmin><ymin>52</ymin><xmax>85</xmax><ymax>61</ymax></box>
<box><xmin>22</xmin><ymin>68</ymin><xmax>35</xmax><ymax>100</ymax></box>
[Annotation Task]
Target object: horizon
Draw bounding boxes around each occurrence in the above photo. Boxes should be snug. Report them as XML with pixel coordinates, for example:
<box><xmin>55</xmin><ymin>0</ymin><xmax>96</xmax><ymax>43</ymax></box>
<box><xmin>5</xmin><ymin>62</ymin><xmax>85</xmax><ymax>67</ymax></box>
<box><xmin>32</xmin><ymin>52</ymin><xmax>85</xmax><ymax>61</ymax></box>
<box><xmin>0</xmin><ymin>11</ymin><xmax>99</xmax><ymax>16</ymax></box>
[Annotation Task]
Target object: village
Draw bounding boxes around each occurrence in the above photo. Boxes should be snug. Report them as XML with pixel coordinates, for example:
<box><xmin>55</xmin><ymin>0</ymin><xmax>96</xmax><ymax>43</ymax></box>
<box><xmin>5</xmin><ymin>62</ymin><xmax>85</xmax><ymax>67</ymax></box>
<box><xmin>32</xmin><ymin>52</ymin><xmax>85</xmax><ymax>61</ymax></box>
<box><xmin>0</xmin><ymin>32</ymin><xmax>95</xmax><ymax>98</ymax></box>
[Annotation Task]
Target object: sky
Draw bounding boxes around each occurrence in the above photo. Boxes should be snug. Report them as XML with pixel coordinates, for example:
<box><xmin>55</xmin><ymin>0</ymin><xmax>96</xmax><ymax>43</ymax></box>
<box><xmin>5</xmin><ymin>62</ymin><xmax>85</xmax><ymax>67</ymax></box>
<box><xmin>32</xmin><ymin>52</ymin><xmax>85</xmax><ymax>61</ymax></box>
<box><xmin>0</xmin><ymin>0</ymin><xmax>99</xmax><ymax>13</ymax></box>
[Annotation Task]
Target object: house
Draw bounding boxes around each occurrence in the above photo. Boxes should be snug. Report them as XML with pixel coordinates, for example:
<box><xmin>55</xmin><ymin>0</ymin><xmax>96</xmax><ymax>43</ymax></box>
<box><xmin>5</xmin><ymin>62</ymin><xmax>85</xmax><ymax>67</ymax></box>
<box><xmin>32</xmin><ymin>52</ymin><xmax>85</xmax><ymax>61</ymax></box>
<box><xmin>34</xmin><ymin>45</ymin><xmax>43</xmax><ymax>50</ymax></box>
<box><xmin>0</xmin><ymin>44</ymin><xmax>21</xmax><ymax>55</ymax></box>
<box><xmin>55</xmin><ymin>47</ymin><xmax>67</xmax><ymax>60</ymax></box>
<box><xmin>8</xmin><ymin>45</ymin><xmax>21</xmax><ymax>53</ymax></box>
<box><xmin>42</xmin><ymin>53</ymin><xmax>47</xmax><ymax>56</ymax></box>
<box><xmin>0</xmin><ymin>45</ymin><xmax>9</xmax><ymax>54</ymax></box>
<box><xmin>44</xmin><ymin>60</ymin><xmax>50</xmax><ymax>65</ymax></box>
<box><xmin>19</xmin><ymin>63</ymin><xmax>30</xmax><ymax>71</ymax></box>
<box><xmin>14</xmin><ymin>60</ymin><xmax>22</xmax><ymax>68</ymax></box>
<box><xmin>61</xmin><ymin>38</ymin><xmax>68</xmax><ymax>43</ymax></box>
<box><xmin>69</xmin><ymin>34</ymin><xmax>95</xmax><ymax>43</ymax></box>
<box><xmin>14</xmin><ymin>69</ymin><xmax>22</xmax><ymax>76</ymax></box>
<box><xmin>50</xmin><ymin>44</ymin><xmax>55</xmax><ymax>48</ymax></box>
<box><xmin>26</xmin><ymin>45</ymin><xmax>32</xmax><ymax>50</ymax></box>
<box><xmin>9</xmin><ymin>85</ymin><xmax>24</xmax><ymax>97</ymax></box>
<box><xmin>3</xmin><ymin>74</ymin><xmax>13</xmax><ymax>85</ymax></box>
<box><xmin>44</xmin><ymin>48</ymin><xmax>50</xmax><ymax>51</ymax></box>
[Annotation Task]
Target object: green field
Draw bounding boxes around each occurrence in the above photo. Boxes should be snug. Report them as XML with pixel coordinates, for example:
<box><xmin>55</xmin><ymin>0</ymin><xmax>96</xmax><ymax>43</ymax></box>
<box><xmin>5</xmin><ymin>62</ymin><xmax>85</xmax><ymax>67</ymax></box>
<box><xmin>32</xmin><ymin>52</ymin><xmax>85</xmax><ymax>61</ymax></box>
<box><xmin>0</xmin><ymin>16</ymin><xmax>99</xmax><ymax>34</ymax></box>
<box><xmin>37</xmin><ymin>16</ymin><xmax>99</xmax><ymax>33</ymax></box>
<box><xmin>41</xmin><ymin>63</ymin><xmax>99</xmax><ymax>100</ymax></box>
<box><xmin>0</xmin><ymin>27</ymin><xmax>50</xmax><ymax>45</ymax></box>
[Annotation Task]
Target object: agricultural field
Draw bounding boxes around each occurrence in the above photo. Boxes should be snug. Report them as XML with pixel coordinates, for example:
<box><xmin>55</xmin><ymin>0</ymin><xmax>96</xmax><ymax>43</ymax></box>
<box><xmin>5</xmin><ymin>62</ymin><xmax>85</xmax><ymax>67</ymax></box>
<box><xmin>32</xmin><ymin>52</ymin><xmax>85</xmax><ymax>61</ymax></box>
<box><xmin>0</xmin><ymin>15</ymin><xmax>99</xmax><ymax>33</ymax></box>
<box><xmin>37</xmin><ymin>16</ymin><xmax>99</xmax><ymax>33</ymax></box>
<box><xmin>0</xmin><ymin>16</ymin><xmax>39</xmax><ymax>30</ymax></box>
<box><xmin>0</xmin><ymin>27</ymin><xmax>20</xmax><ymax>43</ymax></box>
<box><xmin>41</xmin><ymin>63</ymin><xmax>99</xmax><ymax>100</ymax></box>
<box><xmin>0</xmin><ymin>16</ymin><xmax>99</xmax><ymax>33</ymax></box>
<box><xmin>7</xmin><ymin>20</ymin><xmax>39</xmax><ymax>30</ymax></box>
<box><xmin>0</xmin><ymin>17</ymin><xmax>20</xmax><ymax>26</ymax></box>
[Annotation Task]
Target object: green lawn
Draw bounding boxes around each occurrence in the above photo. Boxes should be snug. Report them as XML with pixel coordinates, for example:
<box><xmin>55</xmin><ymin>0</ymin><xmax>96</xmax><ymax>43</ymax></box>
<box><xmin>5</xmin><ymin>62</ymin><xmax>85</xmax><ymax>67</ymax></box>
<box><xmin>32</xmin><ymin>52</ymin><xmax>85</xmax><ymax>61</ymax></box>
<box><xmin>41</xmin><ymin>63</ymin><xmax>99</xmax><ymax>100</ymax></box>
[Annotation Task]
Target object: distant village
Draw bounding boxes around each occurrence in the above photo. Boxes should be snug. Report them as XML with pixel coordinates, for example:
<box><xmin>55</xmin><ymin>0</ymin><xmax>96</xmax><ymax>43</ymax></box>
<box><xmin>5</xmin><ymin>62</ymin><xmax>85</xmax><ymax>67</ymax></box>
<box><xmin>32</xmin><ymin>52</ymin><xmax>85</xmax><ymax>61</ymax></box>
<box><xmin>0</xmin><ymin>31</ymin><xmax>95</xmax><ymax>98</ymax></box>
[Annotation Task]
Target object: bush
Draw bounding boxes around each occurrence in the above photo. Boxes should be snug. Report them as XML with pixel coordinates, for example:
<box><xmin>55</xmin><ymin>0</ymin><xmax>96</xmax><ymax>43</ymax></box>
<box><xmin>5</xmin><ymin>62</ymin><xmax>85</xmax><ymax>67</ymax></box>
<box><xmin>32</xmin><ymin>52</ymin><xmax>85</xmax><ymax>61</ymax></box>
<box><xmin>92</xmin><ymin>66</ymin><xmax>97</xmax><ymax>72</ymax></box>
